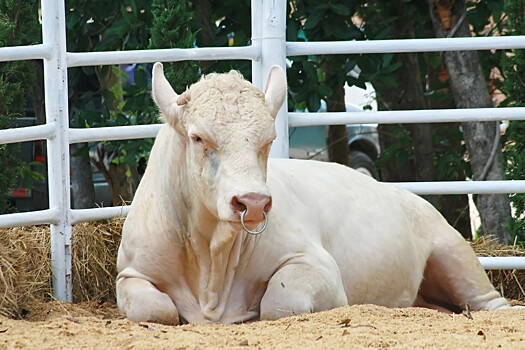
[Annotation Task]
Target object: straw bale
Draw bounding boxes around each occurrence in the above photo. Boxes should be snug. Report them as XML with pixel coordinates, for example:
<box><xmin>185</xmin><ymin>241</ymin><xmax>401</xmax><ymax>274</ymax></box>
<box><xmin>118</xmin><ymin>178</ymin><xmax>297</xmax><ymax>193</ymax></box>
<box><xmin>71</xmin><ymin>218</ymin><xmax>122</xmax><ymax>303</ymax></box>
<box><xmin>0</xmin><ymin>226</ymin><xmax>52</xmax><ymax>318</ymax></box>
<box><xmin>471</xmin><ymin>236</ymin><xmax>525</xmax><ymax>302</ymax></box>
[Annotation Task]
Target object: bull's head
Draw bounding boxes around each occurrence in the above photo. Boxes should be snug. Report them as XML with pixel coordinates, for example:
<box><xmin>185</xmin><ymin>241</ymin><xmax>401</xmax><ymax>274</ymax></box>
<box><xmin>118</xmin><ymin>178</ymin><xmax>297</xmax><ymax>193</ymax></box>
<box><xmin>151</xmin><ymin>62</ymin><xmax>286</xmax><ymax>233</ymax></box>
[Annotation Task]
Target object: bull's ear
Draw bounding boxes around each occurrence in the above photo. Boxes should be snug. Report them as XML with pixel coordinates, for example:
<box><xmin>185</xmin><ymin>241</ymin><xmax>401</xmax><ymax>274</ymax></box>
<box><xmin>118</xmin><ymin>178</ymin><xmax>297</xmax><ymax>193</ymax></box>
<box><xmin>264</xmin><ymin>65</ymin><xmax>287</xmax><ymax>119</ymax></box>
<box><xmin>152</xmin><ymin>62</ymin><xmax>183</xmax><ymax>123</ymax></box>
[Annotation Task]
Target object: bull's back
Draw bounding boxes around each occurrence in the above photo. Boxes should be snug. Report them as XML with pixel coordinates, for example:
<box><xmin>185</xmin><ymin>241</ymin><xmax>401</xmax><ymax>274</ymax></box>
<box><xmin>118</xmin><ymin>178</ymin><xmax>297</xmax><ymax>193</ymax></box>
<box><xmin>267</xmin><ymin>158</ymin><xmax>432</xmax><ymax>306</ymax></box>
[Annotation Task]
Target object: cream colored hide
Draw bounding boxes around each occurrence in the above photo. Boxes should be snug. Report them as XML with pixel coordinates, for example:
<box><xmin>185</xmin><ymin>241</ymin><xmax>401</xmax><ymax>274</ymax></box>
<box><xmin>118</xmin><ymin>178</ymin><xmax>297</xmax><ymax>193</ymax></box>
<box><xmin>116</xmin><ymin>62</ymin><xmax>511</xmax><ymax>325</ymax></box>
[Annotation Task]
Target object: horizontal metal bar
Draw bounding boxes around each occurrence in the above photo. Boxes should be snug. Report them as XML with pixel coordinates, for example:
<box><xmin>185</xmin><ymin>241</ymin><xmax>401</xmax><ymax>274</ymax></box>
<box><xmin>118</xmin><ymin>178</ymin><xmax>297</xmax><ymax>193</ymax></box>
<box><xmin>70</xmin><ymin>206</ymin><xmax>129</xmax><ymax>225</ymax></box>
<box><xmin>479</xmin><ymin>257</ymin><xmax>525</xmax><ymax>270</ymax></box>
<box><xmin>392</xmin><ymin>180</ymin><xmax>525</xmax><ymax>195</ymax></box>
<box><xmin>0</xmin><ymin>123</ymin><xmax>55</xmax><ymax>145</ymax></box>
<box><xmin>0</xmin><ymin>43</ymin><xmax>53</xmax><ymax>62</ymax></box>
<box><xmin>69</xmin><ymin>124</ymin><xmax>162</xmax><ymax>144</ymax></box>
<box><xmin>286</xmin><ymin>36</ymin><xmax>525</xmax><ymax>56</ymax></box>
<box><xmin>0</xmin><ymin>208</ymin><xmax>60</xmax><ymax>228</ymax></box>
<box><xmin>67</xmin><ymin>46</ymin><xmax>260</xmax><ymax>67</ymax></box>
<box><xmin>289</xmin><ymin>107</ymin><xmax>525</xmax><ymax>127</ymax></box>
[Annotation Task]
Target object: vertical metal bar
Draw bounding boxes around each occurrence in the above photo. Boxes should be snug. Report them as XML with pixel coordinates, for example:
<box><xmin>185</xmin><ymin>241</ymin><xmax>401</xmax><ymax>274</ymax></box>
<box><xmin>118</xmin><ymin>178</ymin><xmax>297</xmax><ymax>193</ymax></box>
<box><xmin>41</xmin><ymin>0</ymin><xmax>72</xmax><ymax>301</ymax></box>
<box><xmin>262</xmin><ymin>0</ymin><xmax>288</xmax><ymax>158</ymax></box>
<box><xmin>251</xmin><ymin>0</ymin><xmax>262</xmax><ymax>89</ymax></box>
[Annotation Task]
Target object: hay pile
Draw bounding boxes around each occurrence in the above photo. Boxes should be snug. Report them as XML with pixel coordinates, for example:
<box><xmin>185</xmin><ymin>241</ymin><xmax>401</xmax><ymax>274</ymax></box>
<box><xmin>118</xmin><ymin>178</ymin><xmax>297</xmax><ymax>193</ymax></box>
<box><xmin>71</xmin><ymin>218</ymin><xmax>123</xmax><ymax>303</ymax></box>
<box><xmin>471</xmin><ymin>236</ymin><xmax>525</xmax><ymax>302</ymax></box>
<box><xmin>0</xmin><ymin>226</ymin><xmax>51</xmax><ymax>318</ymax></box>
<box><xmin>0</xmin><ymin>218</ymin><xmax>123</xmax><ymax>318</ymax></box>
<box><xmin>0</xmin><ymin>220</ymin><xmax>524</xmax><ymax>319</ymax></box>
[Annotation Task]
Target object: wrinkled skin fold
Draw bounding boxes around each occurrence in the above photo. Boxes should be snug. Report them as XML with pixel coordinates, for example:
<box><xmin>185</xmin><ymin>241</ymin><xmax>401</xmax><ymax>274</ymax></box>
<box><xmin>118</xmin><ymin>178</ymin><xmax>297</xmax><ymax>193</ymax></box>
<box><xmin>116</xmin><ymin>62</ymin><xmax>515</xmax><ymax>325</ymax></box>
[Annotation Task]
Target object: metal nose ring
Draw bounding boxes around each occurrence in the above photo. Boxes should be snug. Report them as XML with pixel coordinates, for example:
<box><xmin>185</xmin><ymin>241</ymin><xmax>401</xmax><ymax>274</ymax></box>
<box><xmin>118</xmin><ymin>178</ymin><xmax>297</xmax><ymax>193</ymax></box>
<box><xmin>240</xmin><ymin>210</ymin><xmax>268</xmax><ymax>235</ymax></box>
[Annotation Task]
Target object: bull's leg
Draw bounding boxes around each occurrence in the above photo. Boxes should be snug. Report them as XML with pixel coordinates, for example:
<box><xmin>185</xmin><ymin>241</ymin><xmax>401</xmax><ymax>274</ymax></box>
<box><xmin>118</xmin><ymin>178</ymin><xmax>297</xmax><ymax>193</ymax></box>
<box><xmin>416</xmin><ymin>229</ymin><xmax>510</xmax><ymax>312</ymax></box>
<box><xmin>260</xmin><ymin>258</ymin><xmax>348</xmax><ymax>320</ymax></box>
<box><xmin>116</xmin><ymin>277</ymin><xmax>180</xmax><ymax>325</ymax></box>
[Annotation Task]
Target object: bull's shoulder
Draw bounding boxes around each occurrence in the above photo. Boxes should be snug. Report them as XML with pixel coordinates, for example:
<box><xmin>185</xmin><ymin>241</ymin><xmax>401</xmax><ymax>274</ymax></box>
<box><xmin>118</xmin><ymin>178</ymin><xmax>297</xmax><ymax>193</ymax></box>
<box><xmin>268</xmin><ymin>158</ymin><xmax>381</xmax><ymax>190</ymax></box>
<box><xmin>267</xmin><ymin>158</ymin><xmax>435</xmax><ymax>212</ymax></box>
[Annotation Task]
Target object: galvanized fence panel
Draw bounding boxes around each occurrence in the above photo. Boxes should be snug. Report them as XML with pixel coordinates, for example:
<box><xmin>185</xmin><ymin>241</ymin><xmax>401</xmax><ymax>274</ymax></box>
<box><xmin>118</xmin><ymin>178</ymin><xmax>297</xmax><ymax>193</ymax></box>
<box><xmin>0</xmin><ymin>0</ymin><xmax>524</xmax><ymax>301</ymax></box>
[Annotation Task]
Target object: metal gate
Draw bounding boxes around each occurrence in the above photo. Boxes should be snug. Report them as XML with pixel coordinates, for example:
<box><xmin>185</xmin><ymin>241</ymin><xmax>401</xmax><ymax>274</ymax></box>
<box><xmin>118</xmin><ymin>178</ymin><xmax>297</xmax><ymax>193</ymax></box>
<box><xmin>1</xmin><ymin>0</ymin><xmax>525</xmax><ymax>301</ymax></box>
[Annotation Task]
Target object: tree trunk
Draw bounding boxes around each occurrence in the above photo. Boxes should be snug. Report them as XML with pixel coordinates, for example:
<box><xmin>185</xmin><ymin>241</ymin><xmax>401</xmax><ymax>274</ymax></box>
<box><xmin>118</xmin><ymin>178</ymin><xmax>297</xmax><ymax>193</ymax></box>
<box><xmin>70</xmin><ymin>143</ymin><xmax>96</xmax><ymax>209</ymax></box>
<box><xmin>377</xmin><ymin>0</ymin><xmax>436</xmax><ymax>193</ymax></box>
<box><xmin>428</xmin><ymin>0</ymin><xmax>511</xmax><ymax>243</ymax></box>
<box><xmin>194</xmin><ymin>0</ymin><xmax>215</xmax><ymax>46</ymax></box>
<box><xmin>91</xmin><ymin>145</ymin><xmax>140</xmax><ymax>206</ymax></box>
<box><xmin>193</xmin><ymin>0</ymin><xmax>216</xmax><ymax>71</ymax></box>
<box><xmin>326</xmin><ymin>84</ymin><xmax>349</xmax><ymax>166</ymax></box>
<box><xmin>427</xmin><ymin>66</ymin><xmax>472</xmax><ymax>238</ymax></box>
<box><xmin>107</xmin><ymin>162</ymin><xmax>140</xmax><ymax>206</ymax></box>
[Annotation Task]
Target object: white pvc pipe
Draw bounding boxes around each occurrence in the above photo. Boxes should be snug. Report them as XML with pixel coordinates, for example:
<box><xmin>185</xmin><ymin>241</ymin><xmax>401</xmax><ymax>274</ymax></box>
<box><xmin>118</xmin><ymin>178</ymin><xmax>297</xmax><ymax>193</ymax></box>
<box><xmin>70</xmin><ymin>206</ymin><xmax>130</xmax><ymax>225</ymax></box>
<box><xmin>42</xmin><ymin>0</ymin><xmax>72</xmax><ymax>302</ymax></box>
<box><xmin>69</xmin><ymin>124</ymin><xmax>162</xmax><ymax>144</ymax></box>
<box><xmin>286</xmin><ymin>36</ymin><xmax>525</xmax><ymax>56</ymax></box>
<box><xmin>289</xmin><ymin>107</ymin><xmax>525</xmax><ymax>127</ymax></box>
<box><xmin>0</xmin><ymin>43</ymin><xmax>53</xmax><ymax>62</ymax></box>
<box><xmin>0</xmin><ymin>209</ymin><xmax>60</xmax><ymax>228</ymax></box>
<box><xmin>67</xmin><ymin>46</ymin><xmax>259</xmax><ymax>67</ymax></box>
<box><xmin>393</xmin><ymin>180</ymin><xmax>525</xmax><ymax>195</ymax></box>
<box><xmin>479</xmin><ymin>257</ymin><xmax>525</xmax><ymax>270</ymax></box>
<box><xmin>263</xmin><ymin>0</ymin><xmax>288</xmax><ymax>158</ymax></box>
<box><xmin>0</xmin><ymin>123</ymin><xmax>55</xmax><ymax>144</ymax></box>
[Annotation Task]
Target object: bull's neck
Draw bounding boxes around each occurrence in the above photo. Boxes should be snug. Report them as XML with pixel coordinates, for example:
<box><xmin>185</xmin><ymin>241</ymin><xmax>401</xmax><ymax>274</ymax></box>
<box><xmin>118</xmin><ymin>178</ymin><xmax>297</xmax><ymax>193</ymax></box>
<box><xmin>146</xmin><ymin>125</ymin><xmax>191</xmax><ymax>240</ymax></box>
<box><xmin>187</xmin><ymin>221</ymin><xmax>238</xmax><ymax>321</ymax></box>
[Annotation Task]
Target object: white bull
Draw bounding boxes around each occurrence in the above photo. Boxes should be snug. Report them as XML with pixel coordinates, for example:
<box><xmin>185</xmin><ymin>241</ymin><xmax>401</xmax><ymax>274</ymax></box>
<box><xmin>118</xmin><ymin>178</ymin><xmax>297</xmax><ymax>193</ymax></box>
<box><xmin>116</xmin><ymin>62</ymin><xmax>512</xmax><ymax>325</ymax></box>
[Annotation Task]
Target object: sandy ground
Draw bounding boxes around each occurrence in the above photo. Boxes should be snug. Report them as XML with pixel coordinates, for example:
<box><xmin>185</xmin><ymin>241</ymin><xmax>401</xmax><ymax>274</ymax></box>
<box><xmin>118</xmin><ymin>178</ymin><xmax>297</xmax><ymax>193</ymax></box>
<box><xmin>1</xmin><ymin>301</ymin><xmax>525</xmax><ymax>349</ymax></box>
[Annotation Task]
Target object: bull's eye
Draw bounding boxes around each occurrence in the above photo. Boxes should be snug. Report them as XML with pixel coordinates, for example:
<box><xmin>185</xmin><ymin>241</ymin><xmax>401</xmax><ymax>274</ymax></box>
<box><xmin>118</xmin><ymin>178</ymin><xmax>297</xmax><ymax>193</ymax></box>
<box><xmin>190</xmin><ymin>135</ymin><xmax>203</xmax><ymax>143</ymax></box>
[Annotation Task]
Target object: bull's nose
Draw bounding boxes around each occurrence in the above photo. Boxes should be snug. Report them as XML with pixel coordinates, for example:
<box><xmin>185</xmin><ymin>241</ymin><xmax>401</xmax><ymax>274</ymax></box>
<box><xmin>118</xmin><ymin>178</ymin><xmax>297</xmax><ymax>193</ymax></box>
<box><xmin>231</xmin><ymin>193</ymin><xmax>272</xmax><ymax>222</ymax></box>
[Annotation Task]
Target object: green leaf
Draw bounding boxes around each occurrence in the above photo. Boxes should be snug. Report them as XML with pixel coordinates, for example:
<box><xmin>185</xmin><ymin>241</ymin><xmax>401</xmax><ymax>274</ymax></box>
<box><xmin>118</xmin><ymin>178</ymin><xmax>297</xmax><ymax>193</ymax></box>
<box><xmin>347</xmin><ymin>76</ymin><xmax>367</xmax><ymax>90</ymax></box>
<box><xmin>382</xmin><ymin>53</ymin><xmax>394</xmax><ymax>69</ymax></box>
<box><xmin>302</xmin><ymin>61</ymin><xmax>318</xmax><ymax>83</ymax></box>
<box><xmin>308</xmin><ymin>93</ymin><xmax>321</xmax><ymax>112</ymax></box>
<box><xmin>330</xmin><ymin>4</ymin><xmax>351</xmax><ymax>16</ymax></box>
<box><xmin>318</xmin><ymin>84</ymin><xmax>332</xmax><ymax>97</ymax></box>
<box><xmin>134</xmin><ymin>68</ymin><xmax>148</xmax><ymax>88</ymax></box>
<box><xmin>287</xmin><ymin>19</ymin><xmax>300</xmax><ymax>41</ymax></box>
<box><xmin>304</xmin><ymin>10</ymin><xmax>326</xmax><ymax>30</ymax></box>
<box><xmin>382</xmin><ymin>61</ymin><xmax>402</xmax><ymax>74</ymax></box>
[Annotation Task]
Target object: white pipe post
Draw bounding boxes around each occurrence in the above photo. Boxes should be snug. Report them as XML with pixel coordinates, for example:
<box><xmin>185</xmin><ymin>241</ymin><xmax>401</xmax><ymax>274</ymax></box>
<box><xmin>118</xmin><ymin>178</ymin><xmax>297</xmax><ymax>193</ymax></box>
<box><xmin>251</xmin><ymin>0</ymin><xmax>263</xmax><ymax>89</ymax></box>
<box><xmin>262</xmin><ymin>0</ymin><xmax>288</xmax><ymax>158</ymax></box>
<box><xmin>41</xmin><ymin>0</ymin><xmax>73</xmax><ymax>301</ymax></box>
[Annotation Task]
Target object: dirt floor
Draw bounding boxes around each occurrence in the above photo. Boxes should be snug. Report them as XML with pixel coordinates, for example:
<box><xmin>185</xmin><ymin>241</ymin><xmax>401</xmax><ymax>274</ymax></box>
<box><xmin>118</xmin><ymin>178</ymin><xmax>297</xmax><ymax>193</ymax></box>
<box><xmin>1</xmin><ymin>301</ymin><xmax>525</xmax><ymax>349</ymax></box>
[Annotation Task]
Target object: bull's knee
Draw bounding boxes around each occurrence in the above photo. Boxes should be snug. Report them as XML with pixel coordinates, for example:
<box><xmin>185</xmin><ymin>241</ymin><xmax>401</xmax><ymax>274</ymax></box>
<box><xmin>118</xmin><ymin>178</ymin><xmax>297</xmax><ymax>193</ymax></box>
<box><xmin>117</xmin><ymin>277</ymin><xmax>180</xmax><ymax>325</ymax></box>
<box><xmin>260</xmin><ymin>264</ymin><xmax>347</xmax><ymax>320</ymax></box>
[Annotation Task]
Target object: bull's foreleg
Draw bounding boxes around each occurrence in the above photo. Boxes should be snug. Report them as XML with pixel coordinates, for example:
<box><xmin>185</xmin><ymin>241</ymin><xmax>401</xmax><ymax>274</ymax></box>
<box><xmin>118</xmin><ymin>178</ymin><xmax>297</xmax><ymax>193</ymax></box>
<box><xmin>259</xmin><ymin>259</ymin><xmax>348</xmax><ymax>320</ymax></box>
<box><xmin>116</xmin><ymin>277</ymin><xmax>180</xmax><ymax>325</ymax></box>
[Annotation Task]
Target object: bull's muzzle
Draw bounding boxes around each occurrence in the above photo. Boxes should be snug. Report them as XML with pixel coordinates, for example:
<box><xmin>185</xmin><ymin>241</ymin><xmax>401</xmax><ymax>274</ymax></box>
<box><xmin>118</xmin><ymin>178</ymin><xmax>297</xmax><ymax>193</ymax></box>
<box><xmin>231</xmin><ymin>193</ymin><xmax>272</xmax><ymax>235</ymax></box>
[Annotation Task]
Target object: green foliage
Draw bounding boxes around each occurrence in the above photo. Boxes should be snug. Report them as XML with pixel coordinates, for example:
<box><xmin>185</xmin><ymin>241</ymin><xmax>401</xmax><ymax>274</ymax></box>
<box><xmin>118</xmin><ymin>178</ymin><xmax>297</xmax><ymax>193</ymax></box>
<box><xmin>287</xmin><ymin>0</ymin><xmax>366</xmax><ymax>112</ymax></box>
<box><xmin>468</xmin><ymin>0</ymin><xmax>507</xmax><ymax>101</ymax></box>
<box><xmin>65</xmin><ymin>0</ymin><xmax>202</xmax><ymax>172</ymax></box>
<box><xmin>191</xmin><ymin>0</ymin><xmax>252</xmax><ymax>77</ymax></box>
<box><xmin>502</xmin><ymin>0</ymin><xmax>525</xmax><ymax>245</ymax></box>
<box><xmin>0</xmin><ymin>0</ymin><xmax>39</xmax><ymax>213</ymax></box>
<box><xmin>375</xmin><ymin>125</ymin><xmax>413</xmax><ymax>170</ymax></box>
<box><xmin>66</xmin><ymin>0</ymin><xmax>156</xmax><ymax>169</ymax></box>
<box><xmin>432</xmin><ymin>125</ymin><xmax>471</xmax><ymax>180</ymax></box>
<box><xmin>149</xmin><ymin>0</ymin><xmax>200</xmax><ymax>94</ymax></box>
<box><xmin>0</xmin><ymin>118</ymin><xmax>18</xmax><ymax>214</ymax></box>
<box><xmin>286</xmin><ymin>1</ymin><xmax>407</xmax><ymax>113</ymax></box>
